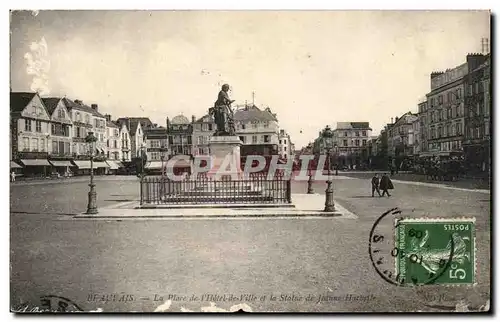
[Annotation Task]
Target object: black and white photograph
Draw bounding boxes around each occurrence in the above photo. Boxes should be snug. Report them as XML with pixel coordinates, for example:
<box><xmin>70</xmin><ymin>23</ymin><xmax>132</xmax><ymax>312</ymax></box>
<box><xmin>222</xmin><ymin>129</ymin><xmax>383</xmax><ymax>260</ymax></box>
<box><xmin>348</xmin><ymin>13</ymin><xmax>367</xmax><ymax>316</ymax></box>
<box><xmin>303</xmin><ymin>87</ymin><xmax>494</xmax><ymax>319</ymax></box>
<box><xmin>8</xmin><ymin>8</ymin><xmax>492</xmax><ymax>313</ymax></box>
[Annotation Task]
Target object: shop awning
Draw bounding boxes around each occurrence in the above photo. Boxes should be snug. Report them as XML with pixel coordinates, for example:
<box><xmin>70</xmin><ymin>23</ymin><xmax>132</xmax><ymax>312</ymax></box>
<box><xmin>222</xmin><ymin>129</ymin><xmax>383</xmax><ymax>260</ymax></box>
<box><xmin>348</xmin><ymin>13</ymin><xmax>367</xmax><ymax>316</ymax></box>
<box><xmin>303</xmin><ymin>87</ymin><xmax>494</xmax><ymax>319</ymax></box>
<box><xmin>50</xmin><ymin>160</ymin><xmax>73</xmax><ymax>167</ymax></box>
<box><xmin>72</xmin><ymin>160</ymin><xmax>91</xmax><ymax>169</ymax></box>
<box><xmin>145</xmin><ymin>161</ymin><xmax>163</xmax><ymax>170</ymax></box>
<box><xmin>114</xmin><ymin>161</ymin><xmax>124</xmax><ymax>168</ymax></box>
<box><xmin>10</xmin><ymin>161</ymin><xmax>22</xmax><ymax>169</ymax></box>
<box><xmin>94</xmin><ymin>161</ymin><xmax>109</xmax><ymax>168</ymax></box>
<box><xmin>20</xmin><ymin>159</ymin><xmax>51</xmax><ymax>166</ymax></box>
<box><xmin>106</xmin><ymin>160</ymin><xmax>119</xmax><ymax>170</ymax></box>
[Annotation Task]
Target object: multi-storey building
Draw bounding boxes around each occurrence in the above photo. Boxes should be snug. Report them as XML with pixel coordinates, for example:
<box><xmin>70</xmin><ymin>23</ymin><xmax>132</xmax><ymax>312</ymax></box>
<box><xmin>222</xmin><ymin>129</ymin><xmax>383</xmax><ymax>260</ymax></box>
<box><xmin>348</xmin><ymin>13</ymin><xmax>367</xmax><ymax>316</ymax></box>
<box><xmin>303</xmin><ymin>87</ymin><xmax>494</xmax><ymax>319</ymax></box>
<box><xmin>387</xmin><ymin>112</ymin><xmax>419</xmax><ymax>159</ymax></box>
<box><xmin>332</xmin><ymin>122</ymin><xmax>372</xmax><ymax>168</ymax></box>
<box><xmin>278</xmin><ymin>129</ymin><xmax>293</xmax><ymax>160</ymax></box>
<box><xmin>233</xmin><ymin>104</ymin><xmax>279</xmax><ymax>157</ymax></box>
<box><xmin>191</xmin><ymin>114</ymin><xmax>215</xmax><ymax>156</ymax></box>
<box><xmin>118</xmin><ymin>122</ymin><xmax>131</xmax><ymax>162</ymax></box>
<box><xmin>64</xmin><ymin>98</ymin><xmax>94</xmax><ymax>158</ymax></box>
<box><xmin>105</xmin><ymin>114</ymin><xmax>121</xmax><ymax>161</ymax></box>
<box><xmin>409</xmin><ymin>115</ymin><xmax>421</xmax><ymax>157</ymax></box>
<box><xmin>144</xmin><ymin>125</ymin><xmax>169</xmax><ymax>173</ymax></box>
<box><xmin>90</xmin><ymin>104</ymin><xmax>107</xmax><ymax>159</ymax></box>
<box><xmin>423</xmin><ymin>54</ymin><xmax>488</xmax><ymax>159</ymax></box>
<box><xmin>116</xmin><ymin>117</ymin><xmax>152</xmax><ymax>159</ymax></box>
<box><xmin>42</xmin><ymin>97</ymin><xmax>74</xmax><ymax>175</ymax></box>
<box><xmin>418</xmin><ymin>100</ymin><xmax>428</xmax><ymax>155</ymax></box>
<box><xmin>166</xmin><ymin>115</ymin><xmax>193</xmax><ymax>157</ymax></box>
<box><xmin>10</xmin><ymin>92</ymin><xmax>52</xmax><ymax>177</ymax></box>
<box><xmin>463</xmin><ymin>53</ymin><xmax>491</xmax><ymax>173</ymax></box>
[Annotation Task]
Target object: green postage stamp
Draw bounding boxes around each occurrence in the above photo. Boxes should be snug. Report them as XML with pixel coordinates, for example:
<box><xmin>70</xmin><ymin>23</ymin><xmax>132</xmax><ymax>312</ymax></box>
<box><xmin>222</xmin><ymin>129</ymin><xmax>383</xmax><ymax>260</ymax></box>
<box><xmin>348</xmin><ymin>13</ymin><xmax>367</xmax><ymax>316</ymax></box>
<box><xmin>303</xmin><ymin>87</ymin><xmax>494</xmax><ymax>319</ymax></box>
<box><xmin>394</xmin><ymin>218</ymin><xmax>476</xmax><ymax>286</ymax></box>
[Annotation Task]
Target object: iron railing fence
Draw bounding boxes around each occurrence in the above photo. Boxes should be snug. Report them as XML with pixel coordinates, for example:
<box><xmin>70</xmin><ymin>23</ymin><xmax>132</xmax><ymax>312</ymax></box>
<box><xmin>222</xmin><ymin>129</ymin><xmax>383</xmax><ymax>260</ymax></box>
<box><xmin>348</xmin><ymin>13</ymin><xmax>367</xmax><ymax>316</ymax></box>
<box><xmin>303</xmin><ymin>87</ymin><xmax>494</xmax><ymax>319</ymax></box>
<box><xmin>140</xmin><ymin>173</ymin><xmax>291</xmax><ymax>205</ymax></box>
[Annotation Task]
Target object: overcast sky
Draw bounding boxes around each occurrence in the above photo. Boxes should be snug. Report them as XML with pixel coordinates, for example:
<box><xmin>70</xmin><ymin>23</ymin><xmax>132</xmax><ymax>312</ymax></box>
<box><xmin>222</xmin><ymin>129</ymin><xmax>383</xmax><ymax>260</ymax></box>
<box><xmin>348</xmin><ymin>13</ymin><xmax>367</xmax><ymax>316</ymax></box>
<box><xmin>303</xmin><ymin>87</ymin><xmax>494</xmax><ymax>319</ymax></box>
<box><xmin>10</xmin><ymin>10</ymin><xmax>490</xmax><ymax>148</ymax></box>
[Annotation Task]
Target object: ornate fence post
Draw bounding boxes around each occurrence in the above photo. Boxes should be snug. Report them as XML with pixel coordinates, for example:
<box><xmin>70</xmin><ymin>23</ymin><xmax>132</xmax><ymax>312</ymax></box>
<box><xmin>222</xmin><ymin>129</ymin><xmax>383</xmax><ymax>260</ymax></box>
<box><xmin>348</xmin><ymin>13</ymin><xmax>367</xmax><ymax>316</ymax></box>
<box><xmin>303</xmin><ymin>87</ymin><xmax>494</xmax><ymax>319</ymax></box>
<box><xmin>286</xmin><ymin>178</ymin><xmax>292</xmax><ymax>203</ymax></box>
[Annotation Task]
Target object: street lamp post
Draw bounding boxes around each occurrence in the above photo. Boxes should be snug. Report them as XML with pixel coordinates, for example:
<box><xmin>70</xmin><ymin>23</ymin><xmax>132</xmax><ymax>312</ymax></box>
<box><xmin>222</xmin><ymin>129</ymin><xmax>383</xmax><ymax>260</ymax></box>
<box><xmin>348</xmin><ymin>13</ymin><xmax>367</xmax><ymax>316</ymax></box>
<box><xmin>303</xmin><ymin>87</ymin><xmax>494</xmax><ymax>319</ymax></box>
<box><xmin>334</xmin><ymin>144</ymin><xmax>339</xmax><ymax>175</ymax></box>
<box><xmin>307</xmin><ymin>168</ymin><xmax>314</xmax><ymax>194</ymax></box>
<box><xmin>322</xmin><ymin>126</ymin><xmax>335</xmax><ymax>212</ymax></box>
<box><xmin>139</xmin><ymin>145</ymin><xmax>147</xmax><ymax>206</ymax></box>
<box><xmin>85</xmin><ymin>132</ymin><xmax>98</xmax><ymax>214</ymax></box>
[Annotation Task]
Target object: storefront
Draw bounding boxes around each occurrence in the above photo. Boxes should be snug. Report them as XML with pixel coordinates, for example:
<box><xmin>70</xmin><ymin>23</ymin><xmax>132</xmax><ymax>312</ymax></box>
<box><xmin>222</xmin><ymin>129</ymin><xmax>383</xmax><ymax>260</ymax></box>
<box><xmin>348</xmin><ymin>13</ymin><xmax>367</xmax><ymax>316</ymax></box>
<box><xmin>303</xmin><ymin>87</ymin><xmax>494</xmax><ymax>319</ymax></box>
<box><xmin>72</xmin><ymin>160</ymin><xmax>92</xmax><ymax>176</ymax></box>
<box><xmin>49</xmin><ymin>160</ymin><xmax>73</xmax><ymax>177</ymax></box>
<box><xmin>105</xmin><ymin>160</ymin><xmax>121</xmax><ymax>175</ymax></box>
<box><xmin>93</xmin><ymin>161</ymin><xmax>110</xmax><ymax>175</ymax></box>
<box><xmin>19</xmin><ymin>159</ymin><xmax>51</xmax><ymax>178</ymax></box>
<box><xmin>10</xmin><ymin>161</ymin><xmax>23</xmax><ymax>179</ymax></box>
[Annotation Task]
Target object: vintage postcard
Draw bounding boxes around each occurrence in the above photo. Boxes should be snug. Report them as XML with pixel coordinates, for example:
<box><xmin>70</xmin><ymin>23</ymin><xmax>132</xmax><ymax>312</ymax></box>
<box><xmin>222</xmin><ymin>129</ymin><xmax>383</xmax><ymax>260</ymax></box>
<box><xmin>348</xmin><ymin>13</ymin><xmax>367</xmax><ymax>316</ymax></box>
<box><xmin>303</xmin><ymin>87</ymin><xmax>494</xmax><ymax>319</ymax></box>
<box><xmin>9</xmin><ymin>10</ymin><xmax>491</xmax><ymax>313</ymax></box>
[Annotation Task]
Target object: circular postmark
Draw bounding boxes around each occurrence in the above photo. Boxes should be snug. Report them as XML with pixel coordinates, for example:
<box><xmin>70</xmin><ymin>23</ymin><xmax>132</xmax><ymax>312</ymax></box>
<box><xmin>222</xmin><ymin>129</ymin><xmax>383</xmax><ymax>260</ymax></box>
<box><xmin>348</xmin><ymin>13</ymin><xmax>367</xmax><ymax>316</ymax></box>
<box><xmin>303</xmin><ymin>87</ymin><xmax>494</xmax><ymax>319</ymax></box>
<box><xmin>368</xmin><ymin>208</ymin><xmax>455</xmax><ymax>286</ymax></box>
<box><xmin>12</xmin><ymin>295</ymin><xmax>83</xmax><ymax>313</ymax></box>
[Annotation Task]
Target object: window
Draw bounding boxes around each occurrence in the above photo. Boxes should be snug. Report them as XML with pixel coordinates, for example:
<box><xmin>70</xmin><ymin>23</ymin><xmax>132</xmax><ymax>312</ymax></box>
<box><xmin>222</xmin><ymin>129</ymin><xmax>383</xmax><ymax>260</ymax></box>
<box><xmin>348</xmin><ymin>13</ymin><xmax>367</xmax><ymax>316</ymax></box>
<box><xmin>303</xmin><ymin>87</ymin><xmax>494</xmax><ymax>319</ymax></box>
<box><xmin>438</xmin><ymin>95</ymin><xmax>443</xmax><ymax>104</ymax></box>
<box><xmin>252</xmin><ymin>135</ymin><xmax>257</xmax><ymax>144</ymax></box>
<box><xmin>31</xmin><ymin>138</ymin><xmax>39</xmax><ymax>152</ymax></box>
<box><xmin>284</xmin><ymin>146</ymin><xmax>287</xmax><ymax>152</ymax></box>
<box><xmin>151</xmin><ymin>152</ymin><xmax>159</xmax><ymax>160</ymax></box>
<box><xmin>279</xmin><ymin>140</ymin><xmax>282</xmax><ymax>144</ymax></box>
<box><xmin>456</xmin><ymin>123</ymin><xmax>461</xmax><ymax>135</ymax></box>
<box><xmin>241</xmin><ymin>124</ymin><xmax>246</xmax><ymax>130</ymax></box>
<box><xmin>40</xmin><ymin>138</ymin><xmax>45</xmax><ymax>152</ymax></box>
<box><xmin>355</xmin><ymin>131</ymin><xmax>360</xmax><ymax>137</ymax></box>
<box><xmin>343</xmin><ymin>140</ymin><xmax>348</xmax><ymax>147</ymax></box>
<box><xmin>362</xmin><ymin>139</ymin><xmax>367</xmax><ymax>146</ymax></box>
<box><xmin>263</xmin><ymin>135</ymin><xmax>270</xmax><ymax>143</ymax></box>
<box><xmin>344</xmin><ymin>132</ymin><xmax>348</xmax><ymax>137</ymax></box>
<box><xmin>22</xmin><ymin>138</ymin><xmax>29</xmax><ymax>151</ymax></box>
<box><xmin>151</xmin><ymin>140</ymin><xmax>160</xmax><ymax>148</ymax></box>
<box><xmin>52</xmin><ymin>141</ymin><xmax>58</xmax><ymax>153</ymax></box>
<box><xmin>24</xmin><ymin>119</ymin><xmax>32</xmax><ymax>132</ymax></box>
<box><xmin>239</xmin><ymin>136</ymin><xmax>245</xmax><ymax>143</ymax></box>
<box><xmin>362</xmin><ymin>131</ymin><xmax>367</xmax><ymax>136</ymax></box>
<box><xmin>446</xmin><ymin>124</ymin><xmax>451</xmax><ymax>137</ymax></box>
<box><xmin>252</xmin><ymin>123</ymin><xmax>258</xmax><ymax>129</ymax></box>
<box><xmin>263</xmin><ymin>122</ymin><xmax>269</xmax><ymax>128</ymax></box>
<box><xmin>198</xmin><ymin>147</ymin><xmax>204</xmax><ymax>155</ymax></box>
<box><xmin>85</xmin><ymin>115</ymin><xmax>90</xmax><ymax>124</ymax></box>
<box><xmin>284</xmin><ymin>139</ymin><xmax>287</xmax><ymax>144</ymax></box>
<box><xmin>58</xmin><ymin>109</ymin><xmax>65</xmax><ymax>118</ymax></box>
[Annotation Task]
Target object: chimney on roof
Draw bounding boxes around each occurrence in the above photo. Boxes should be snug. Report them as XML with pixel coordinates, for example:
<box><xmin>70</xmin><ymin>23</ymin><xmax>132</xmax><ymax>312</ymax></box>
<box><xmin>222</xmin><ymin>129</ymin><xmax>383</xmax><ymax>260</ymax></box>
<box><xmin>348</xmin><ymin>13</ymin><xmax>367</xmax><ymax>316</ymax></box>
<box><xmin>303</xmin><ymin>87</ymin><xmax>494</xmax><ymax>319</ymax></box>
<box><xmin>395</xmin><ymin>116</ymin><xmax>399</xmax><ymax>123</ymax></box>
<box><xmin>166</xmin><ymin>117</ymin><xmax>170</xmax><ymax>128</ymax></box>
<box><xmin>74</xmin><ymin>99</ymin><xmax>83</xmax><ymax>105</ymax></box>
<box><xmin>105</xmin><ymin>114</ymin><xmax>111</xmax><ymax>122</ymax></box>
<box><xmin>153</xmin><ymin>123</ymin><xmax>158</xmax><ymax>128</ymax></box>
<box><xmin>91</xmin><ymin>104</ymin><xmax>98</xmax><ymax>111</ymax></box>
<box><xmin>391</xmin><ymin>117</ymin><xmax>393</xmax><ymax>123</ymax></box>
<box><xmin>192</xmin><ymin>115</ymin><xmax>196</xmax><ymax>123</ymax></box>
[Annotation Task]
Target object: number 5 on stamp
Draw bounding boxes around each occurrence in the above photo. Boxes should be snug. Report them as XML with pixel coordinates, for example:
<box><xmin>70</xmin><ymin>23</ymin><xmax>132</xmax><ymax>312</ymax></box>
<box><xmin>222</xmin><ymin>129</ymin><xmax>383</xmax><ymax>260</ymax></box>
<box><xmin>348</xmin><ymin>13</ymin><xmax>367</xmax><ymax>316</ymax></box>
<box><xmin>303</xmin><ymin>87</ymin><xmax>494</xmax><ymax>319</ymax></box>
<box><xmin>395</xmin><ymin>217</ymin><xmax>476</xmax><ymax>286</ymax></box>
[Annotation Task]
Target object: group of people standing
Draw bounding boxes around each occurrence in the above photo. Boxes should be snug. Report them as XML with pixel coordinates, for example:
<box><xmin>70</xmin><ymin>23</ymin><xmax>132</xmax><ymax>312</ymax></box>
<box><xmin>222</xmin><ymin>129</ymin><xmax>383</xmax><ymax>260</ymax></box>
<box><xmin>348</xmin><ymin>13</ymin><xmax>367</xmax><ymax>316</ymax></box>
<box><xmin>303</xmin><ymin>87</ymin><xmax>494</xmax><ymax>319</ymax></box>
<box><xmin>371</xmin><ymin>173</ymin><xmax>394</xmax><ymax>197</ymax></box>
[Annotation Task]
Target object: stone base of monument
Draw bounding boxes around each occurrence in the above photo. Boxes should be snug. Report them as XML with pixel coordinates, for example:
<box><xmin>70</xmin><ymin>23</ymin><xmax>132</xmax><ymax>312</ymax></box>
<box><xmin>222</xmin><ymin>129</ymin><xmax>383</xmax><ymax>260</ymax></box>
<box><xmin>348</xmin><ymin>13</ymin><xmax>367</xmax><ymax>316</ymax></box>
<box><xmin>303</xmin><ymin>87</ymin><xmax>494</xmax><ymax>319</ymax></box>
<box><xmin>206</xmin><ymin>135</ymin><xmax>243</xmax><ymax>180</ymax></box>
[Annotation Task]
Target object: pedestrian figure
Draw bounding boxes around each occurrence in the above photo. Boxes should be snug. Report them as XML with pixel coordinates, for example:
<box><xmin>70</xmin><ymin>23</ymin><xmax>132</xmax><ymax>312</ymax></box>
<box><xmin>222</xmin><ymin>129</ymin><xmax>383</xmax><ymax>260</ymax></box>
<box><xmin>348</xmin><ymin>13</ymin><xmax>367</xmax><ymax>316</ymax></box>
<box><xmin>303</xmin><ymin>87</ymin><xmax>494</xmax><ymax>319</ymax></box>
<box><xmin>10</xmin><ymin>171</ymin><xmax>16</xmax><ymax>182</ymax></box>
<box><xmin>371</xmin><ymin>173</ymin><xmax>381</xmax><ymax>197</ymax></box>
<box><xmin>379</xmin><ymin>173</ymin><xmax>394</xmax><ymax>197</ymax></box>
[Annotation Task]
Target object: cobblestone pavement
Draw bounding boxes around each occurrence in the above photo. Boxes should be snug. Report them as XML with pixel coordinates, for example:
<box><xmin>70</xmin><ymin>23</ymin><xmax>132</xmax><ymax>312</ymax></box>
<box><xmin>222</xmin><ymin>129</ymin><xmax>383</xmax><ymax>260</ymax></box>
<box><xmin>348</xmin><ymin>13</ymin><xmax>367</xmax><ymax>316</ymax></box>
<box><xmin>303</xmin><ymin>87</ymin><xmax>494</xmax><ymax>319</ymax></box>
<box><xmin>10</xmin><ymin>176</ymin><xmax>490</xmax><ymax>312</ymax></box>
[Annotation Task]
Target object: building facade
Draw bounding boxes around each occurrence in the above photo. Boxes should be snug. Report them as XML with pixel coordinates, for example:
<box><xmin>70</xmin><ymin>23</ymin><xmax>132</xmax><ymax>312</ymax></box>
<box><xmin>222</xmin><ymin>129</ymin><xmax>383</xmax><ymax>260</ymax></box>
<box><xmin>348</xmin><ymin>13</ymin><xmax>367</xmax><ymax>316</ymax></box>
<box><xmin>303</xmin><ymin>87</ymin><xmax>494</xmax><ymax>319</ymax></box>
<box><xmin>119</xmin><ymin>122</ymin><xmax>132</xmax><ymax>162</ymax></box>
<box><xmin>422</xmin><ymin>54</ymin><xmax>488</xmax><ymax>159</ymax></box>
<box><xmin>233</xmin><ymin>104</ymin><xmax>279</xmax><ymax>157</ymax></box>
<box><xmin>191</xmin><ymin>114</ymin><xmax>215</xmax><ymax>156</ymax></box>
<box><xmin>116</xmin><ymin>117</ymin><xmax>152</xmax><ymax>159</ymax></box>
<box><xmin>105</xmin><ymin>115</ymin><xmax>121</xmax><ymax>161</ymax></box>
<box><xmin>278</xmin><ymin>129</ymin><xmax>293</xmax><ymax>160</ymax></box>
<box><xmin>387</xmin><ymin>112</ymin><xmax>419</xmax><ymax>159</ymax></box>
<box><xmin>463</xmin><ymin>54</ymin><xmax>491</xmax><ymax>173</ymax></box>
<box><xmin>167</xmin><ymin>115</ymin><xmax>193</xmax><ymax>157</ymax></box>
<box><xmin>332</xmin><ymin>122</ymin><xmax>372</xmax><ymax>167</ymax></box>
<box><xmin>10</xmin><ymin>92</ymin><xmax>52</xmax><ymax>176</ymax></box>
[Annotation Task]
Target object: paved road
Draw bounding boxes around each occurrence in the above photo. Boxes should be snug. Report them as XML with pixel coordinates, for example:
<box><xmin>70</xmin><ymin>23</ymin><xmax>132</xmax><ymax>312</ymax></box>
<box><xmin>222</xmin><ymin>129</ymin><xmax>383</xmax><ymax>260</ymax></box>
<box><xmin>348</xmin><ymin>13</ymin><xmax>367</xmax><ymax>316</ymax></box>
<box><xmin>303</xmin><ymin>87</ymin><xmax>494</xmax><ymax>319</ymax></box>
<box><xmin>10</xmin><ymin>176</ymin><xmax>491</xmax><ymax>312</ymax></box>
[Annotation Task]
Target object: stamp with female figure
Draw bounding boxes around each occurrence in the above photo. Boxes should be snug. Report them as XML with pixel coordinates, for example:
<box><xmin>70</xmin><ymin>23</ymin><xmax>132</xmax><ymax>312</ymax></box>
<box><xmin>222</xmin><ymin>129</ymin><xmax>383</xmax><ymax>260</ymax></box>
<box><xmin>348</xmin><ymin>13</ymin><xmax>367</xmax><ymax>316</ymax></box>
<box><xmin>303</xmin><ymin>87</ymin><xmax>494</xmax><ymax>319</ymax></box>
<box><xmin>394</xmin><ymin>218</ymin><xmax>476</xmax><ymax>286</ymax></box>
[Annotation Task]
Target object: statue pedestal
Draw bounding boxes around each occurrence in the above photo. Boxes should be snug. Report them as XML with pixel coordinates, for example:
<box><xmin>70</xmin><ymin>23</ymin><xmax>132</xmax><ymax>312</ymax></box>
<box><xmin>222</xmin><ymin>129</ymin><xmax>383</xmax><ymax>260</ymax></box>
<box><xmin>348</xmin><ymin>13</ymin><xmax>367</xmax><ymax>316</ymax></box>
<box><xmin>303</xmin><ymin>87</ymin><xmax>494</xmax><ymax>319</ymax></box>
<box><xmin>207</xmin><ymin>136</ymin><xmax>242</xmax><ymax>180</ymax></box>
